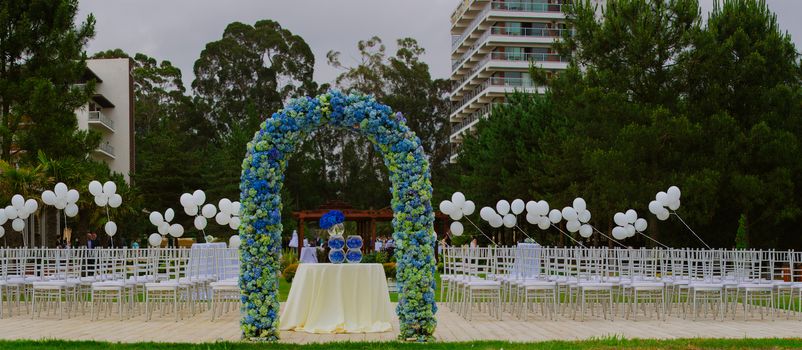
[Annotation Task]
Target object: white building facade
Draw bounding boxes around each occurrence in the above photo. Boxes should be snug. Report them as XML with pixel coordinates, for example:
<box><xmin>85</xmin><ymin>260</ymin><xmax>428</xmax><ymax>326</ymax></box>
<box><xmin>449</xmin><ymin>0</ymin><xmax>587</xmax><ymax>162</ymax></box>
<box><xmin>75</xmin><ymin>58</ymin><xmax>135</xmax><ymax>182</ymax></box>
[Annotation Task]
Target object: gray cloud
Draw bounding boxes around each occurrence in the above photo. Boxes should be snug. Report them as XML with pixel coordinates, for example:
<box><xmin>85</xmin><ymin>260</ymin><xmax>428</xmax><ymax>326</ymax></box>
<box><xmin>77</xmin><ymin>0</ymin><xmax>801</xmax><ymax>89</ymax></box>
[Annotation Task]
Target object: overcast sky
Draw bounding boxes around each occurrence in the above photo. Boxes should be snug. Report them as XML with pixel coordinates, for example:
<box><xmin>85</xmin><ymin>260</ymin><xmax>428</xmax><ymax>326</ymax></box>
<box><xmin>77</xmin><ymin>0</ymin><xmax>802</xmax><ymax>89</ymax></box>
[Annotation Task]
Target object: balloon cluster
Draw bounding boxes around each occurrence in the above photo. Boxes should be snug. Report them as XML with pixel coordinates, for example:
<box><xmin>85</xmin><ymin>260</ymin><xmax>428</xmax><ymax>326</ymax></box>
<box><xmin>648</xmin><ymin>185</ymin><xmax>681</xmax><ymax>221</ymax></box>
<box><xmin>480</xmin><ymin>199</ymin><xmax>522</xmax><ymax>229</ymax></box>
<box><xmin>439</xmin><ymin>192</ymin><xmax>475</xmax><ymax>236</ymax></box>
<box><xmin>563</xmin><ymin>198</ymin><xmax>593</xmax><ymax>238</ymax></box>
<box><xmin>215</xmin><ymin>198</ymin><xmax>241</xmax><ymax>230</ymax></box>
<box><xmin>42</xmin><ymin>183</ymin><xmax>79</xmax><ymax>217</ymax></box>
<box><xmin>181</xmin><ymin>190</ymin><xmax>217</xmax><ymax>231</ymax></box>
<box><xmin>612</xmin><ymin>209</ymin><xmax>647</xmax><ymax>240</ymax></box>
<box><xmin>524</xmin><ymin>200</ymin><xmax>552</xmax><ymax>230</ymax></box>
<box><xmin>89</xmin><ymin>180</ymin><xmax>122</xmax><ymax>237</ymax></box>
<box><xmin>1</xmin><ymin>195</ymin><xmax>38</xmax><ymax>235</ymax></box>
<box><xmin>148</xmin><ymin>208</ymin><xmax>184</xmax><ymax>246</ymax></box>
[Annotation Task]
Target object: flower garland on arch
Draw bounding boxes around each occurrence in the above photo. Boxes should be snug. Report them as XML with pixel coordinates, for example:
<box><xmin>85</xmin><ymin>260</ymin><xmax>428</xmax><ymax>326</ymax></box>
<box><xmin>239</xmin><ymin>90</ymin><xmax>437</xmax><ymax>341</ymax></box>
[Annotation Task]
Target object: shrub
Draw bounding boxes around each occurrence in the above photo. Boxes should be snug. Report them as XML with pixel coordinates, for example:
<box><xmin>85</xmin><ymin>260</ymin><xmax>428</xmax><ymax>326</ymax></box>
<box><xmin>437</xmin><ymin>262</ymin><xmax>444</xmax><ymax>274</ymax></box>
<box><xmin>280</xmin><ymin>249</ymin><xmax>299</xmax><ymax>272</ymax></box>
<box><xmin>375</xmin><ymin>251</ymin><xmax>389</xmax><ymax>264</ymax></box>
<box><xmin>361</xmin><ymin>252</ymin><xmax>377</xmax><ymax>263</ymax></box>
<box><xmin>283</xmin><ymin>263</ymin><xmax>299</xmax><ymax>283</ymax></box>
<box><xmin>382</xmin><ymin>262</ymin><xmax>397</xmax><ymax>279</ymax></box>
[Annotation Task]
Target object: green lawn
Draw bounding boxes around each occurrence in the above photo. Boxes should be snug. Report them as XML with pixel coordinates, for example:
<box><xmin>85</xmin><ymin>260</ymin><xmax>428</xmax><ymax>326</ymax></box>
<box><xmin>1</xmin><ymin>338</ymin><xmax>801</xmax><ymax>350</ymax></box>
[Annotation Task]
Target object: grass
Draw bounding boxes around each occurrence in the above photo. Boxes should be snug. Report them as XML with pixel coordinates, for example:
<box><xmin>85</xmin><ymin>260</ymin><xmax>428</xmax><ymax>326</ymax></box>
<box><xmin>0</xmin><ymin>338</ymin><xmax>801</xmax><ymax>350</ymax></box>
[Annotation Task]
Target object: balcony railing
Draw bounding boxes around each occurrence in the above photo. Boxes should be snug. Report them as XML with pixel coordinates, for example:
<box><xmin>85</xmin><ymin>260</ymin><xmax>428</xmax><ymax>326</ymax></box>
<box><xmin>489</xmin><ymin>51</ymin><xmax>570</xmax><ymax>62</ymax></box>
<box><xmin>489</xmin><ymin>26</ymin><xmax>572</xmax><ymax>38</ymax></box>
<box><xmin>452</xmin><ymin>1</ymin><xmax>492</xmax><ymax>49</ymax></box>
<box><xmin>88</xmin><ymin>110</ymin><xmax>115</xmax><ymax>130</ymax></box>
<box><xmin>97</xmin><ymin>142</ymin><xmax>115</xmax><ymax>157</ymax></box>
<box><xmin>452</xmin><ymin>76</ymin><xmax>537</xmax><ymax>113</ymax></box>
<box><xmin>490</xmin><ymin>0</ymin><xmax>569</xmax><ymax>13</ymax></box>
<box><xmin>452</xmin><ymin>103</ymin><xmax>496</xmax><ymax>135</ymax></box>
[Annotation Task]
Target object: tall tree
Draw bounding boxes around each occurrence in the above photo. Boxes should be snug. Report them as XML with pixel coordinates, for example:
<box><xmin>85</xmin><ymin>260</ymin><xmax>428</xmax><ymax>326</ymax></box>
<box><xmin>0</xmin><ymin>0</ymin><xmax>98</xmax><ymax>163</ymax></box>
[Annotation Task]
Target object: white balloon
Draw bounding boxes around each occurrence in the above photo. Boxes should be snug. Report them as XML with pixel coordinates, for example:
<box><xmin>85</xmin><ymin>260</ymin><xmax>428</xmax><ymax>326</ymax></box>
<box><xmin>449</xmin><ymin>210</ymin><xmax>463</xmax><ymax>221</ymax></box>
<box><xmin>613</xmin><ymin>212</ymin><xmax>627</xmax><ymax>226</ymax></box>
<box><xmin>218</xmin><ymin>198</ymin><xmax>232</xmax><ymax>214</ymax></box>
<box><xmin>439</xmin><ymin>200</ymin><xmax>454</xmax><ymax>215</ymax></box>
<box><xmin>450</xmin><ymin>221</ymin><xmax>464</xmax><ymax>236</ymax></box>
<box><xmin>215</xmin><ymin>212</ymin><xmax>231</xmax><ymax>225</ymax></box>
<box><xmin>179</xmin><ymin>193</ymin><xmax>193</xmax><ymax>208</ymax></box>
<box><xmin>526</xmin><ymin>212</ymin><xmax>539</xmax><ymax>225</ymax></box>
<box><xmin>502</xmin><ymin>213</ymin><xmax>516</xmax><ymax>228</ymax></box>
<box><xmin>230</xmin><ymin>202</ymin><xmax>241</xmax><ymax>215</ymax></box>
<box><xmin>11</xmin><ymin>218</ymin><xmax>24</xmax><ymax>232</ymax></box>
<box><xmin>55</xmin><ymin>197</ymin><xmax>68</xmax><ymax>210</ymax></box>
<box><xmin>525</xmin><ymin>201</ymin><xmax>537</xmax><ymax>214</ymax></box>
<box><xmin>667</xmin><ymin>186</ymin><xmax>681</xmax><ymax>201</ymax></box>
<box><xmin>579</xmin><ymin>224</ymin><xmax>593</xmax><ymax>238</ymax></box>
<box><xmin>194</xmin><ymin>216</ymin><xmax>208</xmax><ymax>230</ymax></box>
<box><xmin>192</xmin><ymin>190</ymin><xmax>206</xmax><ymax>206</ymax></box>
<box><xmin>201</xmin><ymin>203</ymin><xmax>217</xmax><ymax>218</ymax></box>
<box><xmin>108</xmin><ymin>194</ymin><xmax>122</xmax><ymax>208</ymax></box>
<box><xmin>566</xmin><ymin>220</ymin><xmax>581</xmax><ymax>233</ymax></box>
<box><xmin>625</xmin><ymin>209</ymin><xmax>637</xmax><ymax>224</ymax></box>
<box><xmin>17</xmin><ymin>209</ymin><xmax>30</xmax><ymax>219</ymax></box>
<box><xmin>668</xmin><ymin>199</ymin><xmax>681</xmax><ymax>211</ymax></box>
<box><xmin>0</xmin><ymin>226</ymin><xmax>4</xmax><ymax>238</ymax></box>
<box><xmin>184</xmin><ymin>205</ymin><xmax>198</xmax><ymax>216</ymax></box>
<box><xmin>149</xmin><ymin>212</ymin><xmax>164</xmax><ymax>226</ymax></box>
<box><xmin>479</xmin><ymin>207</ymin><xmax>495</xmax><ymax>221</ymax></box>
<box><xmin>656</xmin><ymin>191</ymin><xmax>668</xmax><ymax>206</ymax></box>
<box><xmin>489</xmin><ymin>215</ymin><xmax>503</xmax><ymax>228</ymax></box>
<box><xmin>548</xmin><ymin>209</ymin><xmax>562</xmax><ymax>224</ymax></box>
<box><xmin>572</xmin><ymin>197</ymin><xmax>587</xmax><ymax>212</ymax></box>
<box><xmin>148</xmin><ymin>233</ymin><xmax>163</xmax><ymax>247</ymax></box>
<box><xmin>656</xmin><ymin>209</ymin><xmax>670</xmax><ymax>221</ymax></box>
<box><xmin>229</xmin><ymin>216</ymin><xmax>241</xmax><ymax>230</ymax></box>
<box><xmin>535</xmin><ymin>200</ymin><xmax>549</xmax><ymax>216</ymax></box>
<box><xmin>625</xmin><ymin>224</ymin><xmax>636</xmax><ymax>237</ymax></box>
<box><xmin>612</xmin><ymin>226</ymin><xmax>627</xmax><ymax>240</ymax></box>
<box><xmin>229</xmin><ymin>235</ymin><xmax>241</xmax><ymax>249</ymax></box>
<box><xmin>164</xmin><ymin>208</ymin><xmax>175</xmax><ymax>222</ymax></box>
<box><xmin>158</xmin><ymin>222</ymin><xmax>170</xmax><ymax>236</ymax></box>
<box><xmin>54</xmin><ymin>183</ymin><xmax>68</xmax><ymax>197</ymax></box>
<box><xmin>634</xmin><ymin>218</ymin><xmax>648</xmax><ymax>232</ymax></box>
<box><xmin>537</xmin><ymin>217</ymin><xmax>551</xmax><ymax>230</ymax></box>
<box><xmin>94</xmin><ymin>195</ymin><xmax>108</xmax><ymax>207</ymax></box>
<box><xmin>11</xmin><ymin>194</ymin><xmax>24</xmax><ymax>210</ymax></box>
<box><xmin>104</xmin><ymin>221</ymin><xmax>117</xmax><ymax>236</ymax></box>
<box><xmin>578</xmin><ymin>209</ymin><xmax>591</xmax><ymax>223</ymax></box>
<box><xmin>42</xmin><ymin>190</ymin><xmax>56</xmax><ymax>205</ymax></box>
<box><xmin>648</xmin><ymin>200</ymin><xmax>662</xmax><ymax>215</ymax></box>
<box><xmin>496</xmin><ymin>200</ymin><xmax>510</xmax><ymax>216</ymax></box>
<box><xmin>462</xmin><ymin>200</ymin><xmax>476</xmax><ymax>216</ymax></box>
<box><xmin>562</xmin><ymin>207</ymin><xmax>578</xmax><ymax>221</ymax></box>
<box><xmin>102</xmin><ymin>181</ymin><xmax>117</xmax><ymax>195</ymax></box>
<box><xmin>169</xmin><ymin>223</ymin><xmax>184</xmax><ymax>238</ymax></box>
<box><xmin>451</xmin><ymin>192</ymin><xmax>466</xmax><ymax>209</ymax></box>
<box><xmin>66</xmin><ymin>189</ymin><xmax>80</xmax><ymax>204</ymax></box>
<box><xmin>0</xmin><ymin>208</ymin><xmax>6</xmax><ymax>225</ymax></box>
<box><xmin>65</xmin><ymin>203</ymin><xmax>79</xmax><ymax>217</ymax></box>
<box><xmin>88</xmin><ymin>181</ymin><xmax>103</xmax><ymax>196</ymax></box>
<box><xmin>5</xmin><ymin>206</ymin><xmax>17</xmax><ymax>219</ymax></box>
<box><xmin>24</xmin><ymin>199</ymin><xmax>38</xmax><ymax>213</ymax></box>
<box><xmin>510</xmin><ymin>199</ymin><xmax>525</xmax><ymax>215</ymax></box>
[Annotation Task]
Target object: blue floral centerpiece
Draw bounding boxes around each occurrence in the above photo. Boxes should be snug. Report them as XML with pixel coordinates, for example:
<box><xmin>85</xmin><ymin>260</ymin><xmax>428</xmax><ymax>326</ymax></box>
<box><xmin>239</xmin><ymin>90</ymin><xmax>437</xmax><ymax>341</ymax></box>
<box><xmin>345</xmin><ymin>235</ymin><xmax>363</xmax><ymax>263</ymax></box>
<box><xmin>321</xmin><ymin>210</ymin><xmax>347</xmax><ymax>264</ymax></box>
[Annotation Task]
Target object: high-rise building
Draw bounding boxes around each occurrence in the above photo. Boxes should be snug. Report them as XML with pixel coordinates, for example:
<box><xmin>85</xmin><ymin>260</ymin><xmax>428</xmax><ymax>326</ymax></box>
<box><xmin>448</xmin><ymin>0</ymin><xmax>588</xmax><ymax>162</ymax></box>
<box><xmin>76</xmin><ymin>58</ymin><xmax>135</xmax><ymax>182</ymax></box>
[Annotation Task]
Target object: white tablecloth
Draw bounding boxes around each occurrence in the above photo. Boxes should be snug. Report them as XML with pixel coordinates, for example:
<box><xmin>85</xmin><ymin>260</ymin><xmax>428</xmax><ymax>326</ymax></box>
<box><xmin>299</xmin><ymin>247</ymin><xmax>318</xmax><ymax>264</ymax></box>
<box><xmin>280</xmin><ymin>263</ymin><xmax>393</xmax><ymax>333</ymax></box>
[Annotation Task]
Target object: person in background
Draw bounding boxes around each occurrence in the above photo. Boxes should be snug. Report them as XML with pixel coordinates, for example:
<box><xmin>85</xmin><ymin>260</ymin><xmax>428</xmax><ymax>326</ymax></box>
<box><xmin>375</xmin><ymin>237</ymin><xmax>383</xmax><ymax>252</ymax></box>
<box><xmin>470</xmin><ymin>238</ymin><xmax>478</xmax><ymax>248</ymax></box>
<box><xmin>87</xmin><ymin>232</ymin><xmax>99</xmax><ymax>249</ymax></box>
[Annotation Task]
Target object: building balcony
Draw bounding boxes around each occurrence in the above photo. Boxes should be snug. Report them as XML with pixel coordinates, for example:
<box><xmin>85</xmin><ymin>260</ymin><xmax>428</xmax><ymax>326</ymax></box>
<box><xmin>452</xmin><ymin>0</ymin><xmax>570</xmax><ymax>52</ymax></box>
<box><xmin>95</xmin><ymin>142</ymin><xmax>115</xmax><ymax>159</ymax></box>
<box><xmin>450</xmin><ymin>77</ymin><xmax>542</xmax><ymax>120</ymax></box>
<box><xmin>452</xmin><ymin>26</ymin><xmax>572</xmax><ymax>74</ymax></box>
<box><xmin>451</xmin><ymin>51</ymin><xmax>569</xmax><ymax>96</ymax></box>
<box><xmin>87</xmin><ymin>110</ymin><xmax>115</xmax><ymax>132</ymax></box>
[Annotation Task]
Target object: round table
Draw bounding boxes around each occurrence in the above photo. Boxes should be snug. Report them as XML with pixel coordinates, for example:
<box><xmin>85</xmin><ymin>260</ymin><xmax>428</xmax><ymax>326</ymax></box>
<box><xmin>279</xmin><ymin>263</ymin><xmax>393</xmax><ymax>334</ymax></box>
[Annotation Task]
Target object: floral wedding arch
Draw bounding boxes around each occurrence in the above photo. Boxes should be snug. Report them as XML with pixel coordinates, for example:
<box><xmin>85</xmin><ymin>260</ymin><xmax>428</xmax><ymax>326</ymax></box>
<box><xmin>238</xmin><ymin>90</ymin><xmax>438</xmax><ymax>341</ymax></box>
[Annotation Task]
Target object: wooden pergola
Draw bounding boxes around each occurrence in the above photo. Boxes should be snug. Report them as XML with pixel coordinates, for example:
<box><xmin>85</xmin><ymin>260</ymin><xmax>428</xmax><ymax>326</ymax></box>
<box><xmin>291</xmin><ymin>200</ymin><xmax>449</xmax><ymax>255</ymax></box>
